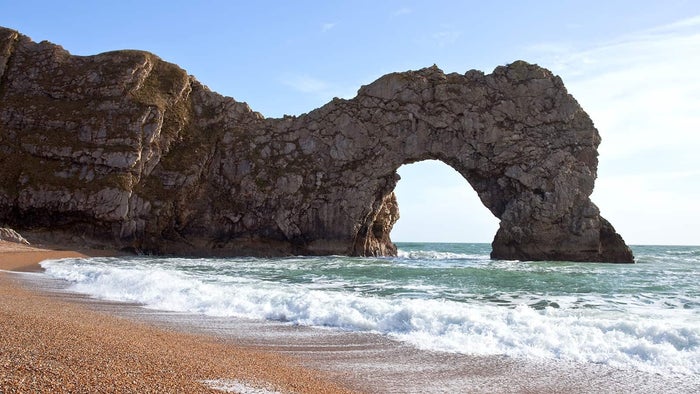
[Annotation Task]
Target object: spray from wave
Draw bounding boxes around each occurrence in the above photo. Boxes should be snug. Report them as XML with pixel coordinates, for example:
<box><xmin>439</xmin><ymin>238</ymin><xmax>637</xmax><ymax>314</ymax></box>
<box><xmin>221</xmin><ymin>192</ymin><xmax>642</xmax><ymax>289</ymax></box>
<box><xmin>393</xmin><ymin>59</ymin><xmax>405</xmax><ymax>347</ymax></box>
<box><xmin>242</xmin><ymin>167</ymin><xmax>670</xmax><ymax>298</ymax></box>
<box><xmin>40</xmin><ymin>245</ymin><xmax>700</xmax><ymax>377</ymax></box>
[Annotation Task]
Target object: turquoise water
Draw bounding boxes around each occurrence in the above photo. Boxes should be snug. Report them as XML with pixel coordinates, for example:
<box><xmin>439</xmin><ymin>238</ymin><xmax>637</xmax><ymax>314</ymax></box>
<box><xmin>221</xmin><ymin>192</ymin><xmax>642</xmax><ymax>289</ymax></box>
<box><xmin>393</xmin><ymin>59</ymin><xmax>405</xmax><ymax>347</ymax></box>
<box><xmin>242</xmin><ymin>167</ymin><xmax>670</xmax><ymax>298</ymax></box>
<box><xmin>41</xmin><ymin>243</ymin><xmax>700</xmax><ymax>376</ymax></box>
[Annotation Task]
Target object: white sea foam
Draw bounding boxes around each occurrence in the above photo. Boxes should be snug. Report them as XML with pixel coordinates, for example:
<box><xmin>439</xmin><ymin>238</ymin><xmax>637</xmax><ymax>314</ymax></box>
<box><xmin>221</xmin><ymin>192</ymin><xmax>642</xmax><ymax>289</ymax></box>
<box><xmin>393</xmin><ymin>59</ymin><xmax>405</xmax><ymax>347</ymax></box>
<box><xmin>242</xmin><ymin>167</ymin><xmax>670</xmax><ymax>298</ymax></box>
<box><xmin>203</xmin><ymin>379</ymin><xmax>282</xmax><ymax>394</ymax></box>
<box><xmin>397</xmin><ymin>249</ymin><xmax>485</xmax><ymax>260</ymax></box>
<box><xmin>41</xmin><ymin>256</ymin><xmax>700</xmax><ymax>377</ymax></box>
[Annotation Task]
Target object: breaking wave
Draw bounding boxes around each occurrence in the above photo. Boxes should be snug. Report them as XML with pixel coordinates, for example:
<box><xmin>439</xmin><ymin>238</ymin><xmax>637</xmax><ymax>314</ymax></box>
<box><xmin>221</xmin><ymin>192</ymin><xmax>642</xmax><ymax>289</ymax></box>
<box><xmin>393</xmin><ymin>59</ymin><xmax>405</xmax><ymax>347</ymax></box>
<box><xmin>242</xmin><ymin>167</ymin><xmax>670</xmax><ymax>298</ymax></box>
<box><xmin>40</xmin><ymin>248</ymin><xmax>700</xmax><ymax>377</ymax></box>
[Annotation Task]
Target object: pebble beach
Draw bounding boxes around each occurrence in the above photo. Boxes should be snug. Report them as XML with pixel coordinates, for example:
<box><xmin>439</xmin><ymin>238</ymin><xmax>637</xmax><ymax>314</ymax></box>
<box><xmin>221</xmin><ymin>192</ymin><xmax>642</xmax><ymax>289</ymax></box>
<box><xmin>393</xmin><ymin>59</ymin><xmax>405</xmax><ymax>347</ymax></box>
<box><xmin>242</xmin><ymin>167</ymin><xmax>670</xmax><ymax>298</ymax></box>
<box><xmin>0</xmin><ymin>241</ymin><xmax>354</xmax><ymax>393</ymax></box>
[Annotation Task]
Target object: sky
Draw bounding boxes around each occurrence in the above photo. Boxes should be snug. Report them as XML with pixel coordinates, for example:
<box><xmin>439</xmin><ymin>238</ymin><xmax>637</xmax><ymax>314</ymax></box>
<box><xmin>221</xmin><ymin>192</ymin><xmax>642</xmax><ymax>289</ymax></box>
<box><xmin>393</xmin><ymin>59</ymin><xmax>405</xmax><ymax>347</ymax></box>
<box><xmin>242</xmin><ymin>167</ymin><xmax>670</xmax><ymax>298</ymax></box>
<box><xmin>1</xmin><ymin>1</ymin><xmax>698</xmax><ymax>245</ymax></box>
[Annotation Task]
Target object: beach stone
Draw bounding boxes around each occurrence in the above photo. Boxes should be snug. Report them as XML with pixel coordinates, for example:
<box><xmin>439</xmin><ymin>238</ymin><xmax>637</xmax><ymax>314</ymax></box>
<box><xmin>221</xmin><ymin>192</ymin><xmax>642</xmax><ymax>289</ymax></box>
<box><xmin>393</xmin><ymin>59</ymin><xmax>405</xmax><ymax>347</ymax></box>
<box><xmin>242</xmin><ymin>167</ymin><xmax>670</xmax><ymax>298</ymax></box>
<box><xmin>0</xmin><ymin>227</ymin><xmax>30</xmax><ymax>245</ymax></box>
<box><xmin>0</xmin><ymin>26</ymin><xmax>634</xmax><ymax>262</ymax></box>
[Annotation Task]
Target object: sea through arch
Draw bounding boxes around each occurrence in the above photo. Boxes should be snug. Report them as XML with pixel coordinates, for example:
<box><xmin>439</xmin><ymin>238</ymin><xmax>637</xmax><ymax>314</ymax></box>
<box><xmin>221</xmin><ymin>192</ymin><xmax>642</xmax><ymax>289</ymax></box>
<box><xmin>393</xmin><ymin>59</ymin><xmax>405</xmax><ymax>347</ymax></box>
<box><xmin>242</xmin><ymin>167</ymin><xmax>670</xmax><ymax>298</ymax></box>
<box><xmin>391</xmin><ymin>160</ymin><xmax>500</xmax><ymax>249</ymax></box>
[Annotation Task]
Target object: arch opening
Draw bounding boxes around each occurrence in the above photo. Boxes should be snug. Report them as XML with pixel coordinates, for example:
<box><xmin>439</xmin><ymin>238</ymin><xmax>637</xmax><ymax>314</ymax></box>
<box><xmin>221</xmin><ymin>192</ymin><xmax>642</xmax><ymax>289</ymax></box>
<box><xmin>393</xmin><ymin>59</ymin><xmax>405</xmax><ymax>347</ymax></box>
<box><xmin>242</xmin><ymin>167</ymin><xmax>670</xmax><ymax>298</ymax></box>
<box><xmin>391</xmin><ymin>160</ymin><xmax>500</xmax><ymax>245</ymax></box>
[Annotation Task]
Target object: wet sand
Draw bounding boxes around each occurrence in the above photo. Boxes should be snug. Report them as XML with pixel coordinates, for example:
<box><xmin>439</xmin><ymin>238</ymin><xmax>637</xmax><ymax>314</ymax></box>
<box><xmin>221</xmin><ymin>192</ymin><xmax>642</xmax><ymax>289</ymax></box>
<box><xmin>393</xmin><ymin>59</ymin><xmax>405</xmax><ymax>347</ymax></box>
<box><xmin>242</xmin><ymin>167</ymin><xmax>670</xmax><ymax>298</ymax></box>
<box><xmin>2</xmin><ymin>241</ymin><xmax>699</xmax><ymax>393</ymax></box>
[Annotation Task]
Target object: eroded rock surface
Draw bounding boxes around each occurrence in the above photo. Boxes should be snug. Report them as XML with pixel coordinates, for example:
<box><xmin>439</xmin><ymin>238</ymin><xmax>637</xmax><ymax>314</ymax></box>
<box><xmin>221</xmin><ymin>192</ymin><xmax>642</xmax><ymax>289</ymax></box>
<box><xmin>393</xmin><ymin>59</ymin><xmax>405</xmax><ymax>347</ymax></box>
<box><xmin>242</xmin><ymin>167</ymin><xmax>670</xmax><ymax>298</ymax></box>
<box><xmin>0</xmin><ymin>27</ymin><xmax>634</xmax><ymax>262</ymax></box>
<box><xmin>0</xmin><ymin>227</ymin><xmax>30</xmax><ymax>245</ymax></box>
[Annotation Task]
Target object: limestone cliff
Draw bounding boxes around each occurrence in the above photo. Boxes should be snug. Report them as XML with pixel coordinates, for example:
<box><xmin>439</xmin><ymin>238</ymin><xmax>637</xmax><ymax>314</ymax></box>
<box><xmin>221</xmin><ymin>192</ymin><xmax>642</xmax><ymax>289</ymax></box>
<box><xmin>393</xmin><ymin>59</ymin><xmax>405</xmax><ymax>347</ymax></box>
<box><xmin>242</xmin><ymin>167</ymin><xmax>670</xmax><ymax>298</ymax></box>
<box><xmin>0</xmin><ymin>27</ymin><xmax>634</xmax><ymax>262</ymax></box>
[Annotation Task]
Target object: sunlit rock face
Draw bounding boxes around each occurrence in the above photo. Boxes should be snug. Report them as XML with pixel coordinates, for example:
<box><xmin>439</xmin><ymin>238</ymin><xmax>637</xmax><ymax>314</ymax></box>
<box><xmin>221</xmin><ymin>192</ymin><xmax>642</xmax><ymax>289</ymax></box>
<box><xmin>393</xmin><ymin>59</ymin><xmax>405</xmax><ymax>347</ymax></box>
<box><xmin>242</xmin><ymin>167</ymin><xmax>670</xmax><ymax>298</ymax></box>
<box><xmin>0</xmin><ymin>26</ymin><xmax>633</xmax><ymax>262</ymax></box>
<box><xmin>0</xmin><ymin>227</ymin><xmax>30</xmax><ymax>245</ymax></box>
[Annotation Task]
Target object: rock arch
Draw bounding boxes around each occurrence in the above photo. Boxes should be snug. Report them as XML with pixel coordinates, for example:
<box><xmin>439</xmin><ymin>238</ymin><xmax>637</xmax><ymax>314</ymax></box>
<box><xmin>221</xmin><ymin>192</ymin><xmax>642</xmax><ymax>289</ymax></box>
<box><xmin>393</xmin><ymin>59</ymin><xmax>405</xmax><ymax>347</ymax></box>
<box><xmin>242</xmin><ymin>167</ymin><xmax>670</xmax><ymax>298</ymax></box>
<box><xmin>280</xmin><ymin>63</ymin><xmax>633</xmax><ymax>262</ymax></box>
<box><xmin>0</xmin><ymin>27</ymin><xmax>634</xmax><ymax>262</ymax></box>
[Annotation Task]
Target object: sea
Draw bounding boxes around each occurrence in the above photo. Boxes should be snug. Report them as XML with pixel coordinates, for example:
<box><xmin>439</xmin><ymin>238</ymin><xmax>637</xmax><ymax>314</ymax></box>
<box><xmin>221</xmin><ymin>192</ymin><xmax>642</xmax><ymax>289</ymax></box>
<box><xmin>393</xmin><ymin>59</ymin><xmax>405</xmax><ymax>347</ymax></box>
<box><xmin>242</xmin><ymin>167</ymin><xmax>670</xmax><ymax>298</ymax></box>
<box><xmin>38</xmin><ymin>243</ymin><xmax>700</xmax><ymax>386</ymax></box>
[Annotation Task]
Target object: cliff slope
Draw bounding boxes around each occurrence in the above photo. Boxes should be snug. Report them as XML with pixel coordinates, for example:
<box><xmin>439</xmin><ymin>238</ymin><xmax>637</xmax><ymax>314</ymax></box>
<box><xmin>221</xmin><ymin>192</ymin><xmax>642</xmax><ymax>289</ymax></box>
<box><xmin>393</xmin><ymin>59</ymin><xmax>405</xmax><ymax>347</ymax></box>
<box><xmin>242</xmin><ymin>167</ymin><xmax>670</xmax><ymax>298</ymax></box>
<box><xmin>0</xmin><ymin>27</ymin><xmax>633</xmax><ymax>262</ymax></box>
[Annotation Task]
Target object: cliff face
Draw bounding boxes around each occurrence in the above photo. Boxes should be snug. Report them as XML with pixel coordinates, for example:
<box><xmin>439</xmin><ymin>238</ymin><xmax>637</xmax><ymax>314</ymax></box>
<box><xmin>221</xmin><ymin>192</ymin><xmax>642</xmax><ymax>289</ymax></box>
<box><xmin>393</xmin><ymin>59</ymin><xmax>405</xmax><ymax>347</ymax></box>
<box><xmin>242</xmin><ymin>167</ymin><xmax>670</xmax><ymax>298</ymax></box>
<box><xmin>0</xmin><ymin>27</ymin><xmax>634</xmax><ymax>262</ymax></box>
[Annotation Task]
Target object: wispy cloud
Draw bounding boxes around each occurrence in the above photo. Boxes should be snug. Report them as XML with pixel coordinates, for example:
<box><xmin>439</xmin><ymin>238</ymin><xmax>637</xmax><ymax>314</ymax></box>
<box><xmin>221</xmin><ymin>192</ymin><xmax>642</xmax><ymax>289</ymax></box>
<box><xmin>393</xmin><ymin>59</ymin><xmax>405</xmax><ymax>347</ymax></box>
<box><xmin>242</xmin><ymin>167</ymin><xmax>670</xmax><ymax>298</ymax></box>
<box><xmin>321</xmin><ymin>22</ymin><xmax>336</xmax><ymax>32</ymax></box>
<box><xmin>526</xmin><ymin>15</ymin><xmax>700</xmax><ymax>158</ymax></box>
<box><xmin>282</xmin><ymin>75</ymin><xmax>331</xmax><ymax>94</ymax></box>
<box><xmin>392</xmin><ymin>7</ymin><xmax>412</xmax><ymax>17</ymax></box>
<box><xmin>645</xmin><ymin>14</ymin><xmax>700</xmax><ymax>34</ymax></box>
<box><xmin>525</xmin><ymin>15</ymin><xmax>700</xmax><ymax>243</ymax></box>
<box><xmin>280</xmin><ymin>73</ymin><xmax>358</xmax><ymax>104</ymax></box>
<box><xmin>431</xmin><ymin>29</ymin><xmax>461</xmax><ymax>47</ymax></box>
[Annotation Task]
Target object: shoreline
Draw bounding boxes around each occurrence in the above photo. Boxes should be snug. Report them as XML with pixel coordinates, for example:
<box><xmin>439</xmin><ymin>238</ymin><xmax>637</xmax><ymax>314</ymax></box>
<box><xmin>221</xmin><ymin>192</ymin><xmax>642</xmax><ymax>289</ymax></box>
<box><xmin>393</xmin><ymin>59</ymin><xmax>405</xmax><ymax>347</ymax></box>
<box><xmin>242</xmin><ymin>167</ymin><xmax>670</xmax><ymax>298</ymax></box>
<box><xmin>0</xmin><ymin>241</ymin><xmax>355</xmax><ymax>393</ymax></box>
<box><xmin>0</xmin><ymin>240</ymin><xmax>120</xmax><ymax>271</ymax></box>
<box><xmin>2</xmin><ymin>241</ymin><xmax>699</xmax><ymax>393</ymax></box>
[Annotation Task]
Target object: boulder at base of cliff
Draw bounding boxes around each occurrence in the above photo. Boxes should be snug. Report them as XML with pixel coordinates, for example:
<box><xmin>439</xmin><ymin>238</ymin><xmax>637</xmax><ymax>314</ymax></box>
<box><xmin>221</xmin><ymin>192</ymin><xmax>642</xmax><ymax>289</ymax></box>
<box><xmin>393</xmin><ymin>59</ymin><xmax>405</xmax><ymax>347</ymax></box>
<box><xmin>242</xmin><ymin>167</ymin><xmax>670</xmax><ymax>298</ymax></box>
<box><xmin>0</xmin><ymin>227</ymin><xmax>30</xmax><ymax>245</ymax></box>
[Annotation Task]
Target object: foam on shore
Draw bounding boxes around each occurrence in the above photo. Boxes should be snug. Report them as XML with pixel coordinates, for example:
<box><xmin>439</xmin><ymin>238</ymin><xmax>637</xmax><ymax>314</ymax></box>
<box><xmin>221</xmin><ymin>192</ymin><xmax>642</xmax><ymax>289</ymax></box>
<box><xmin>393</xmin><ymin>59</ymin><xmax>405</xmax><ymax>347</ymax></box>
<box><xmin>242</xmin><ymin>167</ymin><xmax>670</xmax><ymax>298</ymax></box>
<box><xmin>0</xmin><ymin>243</ymin><xmax>351</xmax><ymax>393</ymax></box>
<box><xmin>40</xmin><ymin>254</ymin><xmax>700</xmax><ymax>377</ymax></box>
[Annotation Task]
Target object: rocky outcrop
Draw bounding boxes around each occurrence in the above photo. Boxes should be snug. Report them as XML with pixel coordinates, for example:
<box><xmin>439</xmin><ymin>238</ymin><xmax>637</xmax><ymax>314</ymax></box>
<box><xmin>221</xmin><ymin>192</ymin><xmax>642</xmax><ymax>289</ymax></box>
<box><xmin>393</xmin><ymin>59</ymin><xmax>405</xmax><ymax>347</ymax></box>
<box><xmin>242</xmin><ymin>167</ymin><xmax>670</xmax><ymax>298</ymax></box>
<box><xmin>0</xmin><ymin>227</ymin><xmax>30</xmax><ymax>245</ymax></box>
<box><xmin>0</xmin><ymin>27</ymin><xmax>634</xmax><ymax>262</ymax></box>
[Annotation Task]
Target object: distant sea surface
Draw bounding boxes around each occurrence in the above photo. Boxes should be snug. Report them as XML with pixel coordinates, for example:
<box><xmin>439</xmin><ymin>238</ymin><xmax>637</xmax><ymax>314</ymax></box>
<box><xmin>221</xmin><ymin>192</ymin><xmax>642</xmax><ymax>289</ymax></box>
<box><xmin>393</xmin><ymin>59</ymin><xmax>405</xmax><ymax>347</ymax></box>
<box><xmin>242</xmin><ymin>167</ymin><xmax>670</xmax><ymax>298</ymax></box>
<box><xmin>41</xmin><ymin>243</ymin><xmax>699</xmax><ymax>377</ymax></box>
